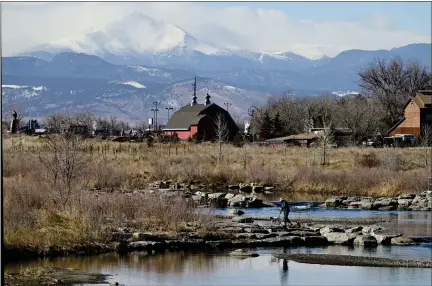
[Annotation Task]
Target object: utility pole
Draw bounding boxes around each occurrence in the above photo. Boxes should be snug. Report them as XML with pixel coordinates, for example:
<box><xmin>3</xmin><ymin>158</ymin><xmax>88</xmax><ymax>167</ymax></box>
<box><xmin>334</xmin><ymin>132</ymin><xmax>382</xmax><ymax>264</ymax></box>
<box><xmin>224</xmin><ymin>102</ymin><xmax>232</xmax><ymax>112</ymax></box>
<box><xmin>165</xmin><ymin>107</ymin><xmax>173</xmax><ymax>124</ymax></box>
<box><xmin>151</xmin><ymin>109</ymin><xmax>156</xmax><ymax>131</ymax></box>
<box><xmin>152</xmin><ymin>101</ymin><xmax>160</xmax><ymax>131</ymax></box>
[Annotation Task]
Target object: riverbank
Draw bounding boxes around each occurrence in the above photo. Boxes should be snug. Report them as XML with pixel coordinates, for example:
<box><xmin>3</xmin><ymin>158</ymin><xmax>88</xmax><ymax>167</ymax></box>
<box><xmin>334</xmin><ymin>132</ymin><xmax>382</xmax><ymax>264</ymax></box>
<box><xmin>4</xmin><ymin>267</ymin><xmax>109</xmax><ymax>286</ymax></box>
<box><xmin>273</xmin><ymin>253</ymin><xmax>432</xmax><ymax>268</ymax></box>
<box><xmin>3</xmin><ymin>211</ymin><xmax>421</xmax><ymax>263</ymax></box>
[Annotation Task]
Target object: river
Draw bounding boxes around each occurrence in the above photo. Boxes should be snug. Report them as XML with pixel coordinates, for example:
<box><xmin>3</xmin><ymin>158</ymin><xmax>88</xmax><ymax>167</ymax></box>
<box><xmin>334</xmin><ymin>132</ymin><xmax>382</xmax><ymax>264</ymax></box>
<box><xmin>5</xmin><ymin>207</ymin><xmax>432</xmax><ymax>285</ymax></box>
<box><xmin>215</xmin><ymin>205</ymin><xmax>432</xmax><ymax>237</ymax></box>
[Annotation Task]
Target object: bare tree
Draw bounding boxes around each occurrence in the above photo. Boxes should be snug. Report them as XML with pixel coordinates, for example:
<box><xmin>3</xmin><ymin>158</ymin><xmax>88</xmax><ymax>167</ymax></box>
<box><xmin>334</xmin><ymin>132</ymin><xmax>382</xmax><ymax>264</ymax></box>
<box><xmin>215</xmin><ymin>113</ymin><xmax>229</xmax><ymax>163</ymax></box>
<box><xmin>315</xmin><ymin>100</ymin><xmax>334</xmax><ymax>165</ymax></box>
<box><xmin>44</xmin><ymin>113</ymin><xmax>70</xmax><ymax>133</ymax></box>
<box><xmin>72</xmin><ymin>112</ymin><xmax>95</xmax><ymax>131</ymax></box>
<box><xmin>39</xmin><ymin>134</ymin><xmax>90</xmax><ymax>209</ymax></box>
<box><xmin>359</xmin><ymin>58</ymin><xmax>432</xmax><ymax>127</ymax></box>
<box><xmin>337</xmin><ymin>95</ymin><xmax>381</xmax><ymax>144</ymax></box>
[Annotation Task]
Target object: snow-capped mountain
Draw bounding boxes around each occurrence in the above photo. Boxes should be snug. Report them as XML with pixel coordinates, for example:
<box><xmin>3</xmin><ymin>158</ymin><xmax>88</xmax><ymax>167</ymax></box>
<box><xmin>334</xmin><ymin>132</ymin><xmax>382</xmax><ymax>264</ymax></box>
<box><xmin>29</xmin><ymin>12</ymin><xmax>224</xmax><ymax>59</ymax></box>
<box><xmin>4</xmin><ymin>12</ymin><xmax>431</xmax><ymax>123</ymax></box>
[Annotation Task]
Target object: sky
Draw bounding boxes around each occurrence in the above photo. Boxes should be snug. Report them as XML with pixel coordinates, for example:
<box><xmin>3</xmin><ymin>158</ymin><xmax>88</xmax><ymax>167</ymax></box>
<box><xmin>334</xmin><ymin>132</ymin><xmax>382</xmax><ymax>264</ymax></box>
<box><xmin>1</xmin><ymin>1</ymin><xmax>431</xmax><ymax>58</ymax></box>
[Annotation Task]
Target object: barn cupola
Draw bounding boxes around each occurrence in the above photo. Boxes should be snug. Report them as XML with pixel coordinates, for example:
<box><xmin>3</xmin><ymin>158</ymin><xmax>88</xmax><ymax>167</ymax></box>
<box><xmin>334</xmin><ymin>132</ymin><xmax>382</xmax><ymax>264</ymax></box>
<box><xmin>205</xmin><ymin>93</ymin><xmax>211</xmax><ymax>105</ymax></box>
<box><xmin>191</xmin><ymin>77</ymin><xmax>197</xmax><ymax>106</ymax></box>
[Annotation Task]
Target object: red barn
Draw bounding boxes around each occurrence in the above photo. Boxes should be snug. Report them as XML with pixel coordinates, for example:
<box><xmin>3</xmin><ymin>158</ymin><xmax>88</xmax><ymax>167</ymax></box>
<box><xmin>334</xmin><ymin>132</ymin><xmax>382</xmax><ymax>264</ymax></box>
<box><xmin>163</xmin><ymin>94</ymin><xmax>238</xmax><ymax>141</ymax></box>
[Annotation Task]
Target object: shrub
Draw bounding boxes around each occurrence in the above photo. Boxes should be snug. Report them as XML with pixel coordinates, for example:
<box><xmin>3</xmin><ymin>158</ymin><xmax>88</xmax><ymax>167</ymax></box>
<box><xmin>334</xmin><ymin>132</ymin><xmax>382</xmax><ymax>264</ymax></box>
<box><xmin>147</xmin><ymin>136</ymin><xmax>154</xmax><ymax>147</ymax></box>
<box><xmin>232</xmin><ymin>134</ymin><xmax>244</xmax><ymax>148</ymax></box>
<box><xmin>355</xmin><ymin>152</ymin><xmax>380</xmax><ymax>168</ymax></box>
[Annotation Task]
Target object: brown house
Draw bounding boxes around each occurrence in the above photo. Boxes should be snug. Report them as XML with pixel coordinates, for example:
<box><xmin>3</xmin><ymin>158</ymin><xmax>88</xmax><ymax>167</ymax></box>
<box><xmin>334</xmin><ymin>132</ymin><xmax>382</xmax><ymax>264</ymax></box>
<box><xmin>388</xmin><ymin>90</ymin><xmax>432</xmax><ymax>137</ymax></box>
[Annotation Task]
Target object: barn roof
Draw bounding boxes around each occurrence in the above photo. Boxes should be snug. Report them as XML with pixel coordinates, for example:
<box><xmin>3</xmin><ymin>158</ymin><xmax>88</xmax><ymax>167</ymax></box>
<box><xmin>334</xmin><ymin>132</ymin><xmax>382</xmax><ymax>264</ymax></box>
<box><xmin>163</xmin><ymin>104</ymin><xmax>215</xmax><ymax>130</ymax></box>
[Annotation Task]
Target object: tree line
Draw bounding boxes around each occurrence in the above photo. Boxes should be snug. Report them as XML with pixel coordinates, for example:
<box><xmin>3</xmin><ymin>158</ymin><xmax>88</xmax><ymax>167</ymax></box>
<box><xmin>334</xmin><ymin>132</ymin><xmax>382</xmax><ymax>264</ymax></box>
<box><xmin>250</xmin><ymin>58</ymin><xmax>432</xmax><ymax>143</ymax></box>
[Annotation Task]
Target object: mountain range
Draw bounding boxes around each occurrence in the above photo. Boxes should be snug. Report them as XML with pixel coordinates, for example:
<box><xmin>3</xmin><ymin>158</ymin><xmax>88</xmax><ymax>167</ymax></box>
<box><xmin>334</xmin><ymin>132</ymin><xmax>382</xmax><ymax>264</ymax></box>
<box><xmin>2</xmin><ymin>12</ymin><xmax>431</xmax><ymax>123</ymax></box>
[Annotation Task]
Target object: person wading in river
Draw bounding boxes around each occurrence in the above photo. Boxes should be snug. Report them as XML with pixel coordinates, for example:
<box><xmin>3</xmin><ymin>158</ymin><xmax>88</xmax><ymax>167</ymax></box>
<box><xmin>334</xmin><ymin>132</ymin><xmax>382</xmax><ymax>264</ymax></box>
<box><xmin>279</xmin><ymin>198</ymin><xmax>290</xmax><ymax>227</ymax></box>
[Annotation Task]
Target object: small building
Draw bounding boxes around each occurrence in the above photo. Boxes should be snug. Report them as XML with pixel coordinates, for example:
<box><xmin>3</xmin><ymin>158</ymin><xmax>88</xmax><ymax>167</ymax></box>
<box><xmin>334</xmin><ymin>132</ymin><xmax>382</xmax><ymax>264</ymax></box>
<box><xmin>388</xmin><ymin>90</ymin><xmax>432</xmax><ymax>137</ymax></box>
<box><xmin>266</xmin><ymin>132</ymin><xmax>322</xmax><ymax>147</ymax></box>
<box><xmin>163</xmin><ymin>90</ymin><xmax>238</xmax><ymax>141</ymax></box>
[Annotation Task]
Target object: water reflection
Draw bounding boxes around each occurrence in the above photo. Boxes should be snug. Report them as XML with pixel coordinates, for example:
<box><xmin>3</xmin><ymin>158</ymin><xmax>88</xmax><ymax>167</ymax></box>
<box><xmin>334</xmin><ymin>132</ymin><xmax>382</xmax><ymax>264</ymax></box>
<box><xmin>5</xmin><ymin>247</ymin><xmax>432</xmax><ymax>286</ymax></box>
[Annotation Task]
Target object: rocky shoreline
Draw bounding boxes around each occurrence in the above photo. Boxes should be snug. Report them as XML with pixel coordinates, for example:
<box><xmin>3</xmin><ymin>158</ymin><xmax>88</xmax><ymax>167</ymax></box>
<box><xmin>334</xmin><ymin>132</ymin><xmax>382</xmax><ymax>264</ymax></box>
<box><xmin>321</xmin><ymin>191</ymin><xmax>432</xmax><ymax>211</ymax></box>
<box><xmin>5</xmin><ymin>213</ymin><xmax>421</xmax><ymax>264</ymax></box>
<box><xmin>90</xmin><ymin>181</ymin><xmax>432</xmax><ymax>212</ymax></box>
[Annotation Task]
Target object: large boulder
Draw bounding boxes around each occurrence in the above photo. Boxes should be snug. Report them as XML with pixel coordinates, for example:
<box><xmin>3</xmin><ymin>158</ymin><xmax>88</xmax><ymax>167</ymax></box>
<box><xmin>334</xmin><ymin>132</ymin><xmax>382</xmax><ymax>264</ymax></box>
<box><xmin>228</xmin><ymin>195</ymin><xmax>247</xmax><ymax>207</ymax></box>
<box><xmin>411</xmin><ymin>195</ymin><xmax>429</xmax><ymax>208</ymax></box>
<box><xmin>398</xmin><ymin>194</ymin><xmax>416</xmax><ymax>200</ymax></box>
<box><xmin>239</xmin><ymin>183</ymin><xmax>252</xmax><ymax>193</ymax></box>
<box><xmin>252</xmin><ymin>186</ymin><xmax>264</xmax><ymax>194</ymax></box>
<box><xmin>246</xmin><ymin>197</ymin><xmax>264</xmax><ymax>208</ymax></box>
<box><xmin>325</xmin><ymin>197</ymin><xmax>346</xmax><ymax>208</ymax></box>
<box><xmin>225</xmin><ymin>193</ymin><xmax>235</xmax><ymax>200</ymax></box>
<box><xmin>362</xmin><ymin>226</ymin><xmax>382</xmax><ymax>235</ymax></box>
<box><xmin>374</xmin><ymin>199</ymin><xmax>393</xmax><ymax>207</ymax></box>
<box><xmin>208</xmin><ymin>192</ymin><xmax>227</xmax><ymax>199</ymax></box>
<box><xmin>372</xmin><ymin>230</ymin><xmax>401</xmax><ymax>244</ymax></box>
<box><xmin>391</xmin><ymin>236</ymin><xmax>418</xmax><ymax>246</ymax></box>
<box><xmin>342</xmin><ymin>197</ymin><xmax>361</xmax><ymax>205</ymax></box>
<box><xmin>346</xmin><ymin>226</ymin><xmax>363</xmax><ymax>234</ymax></box>
<box><xmin>353</xmin><ymin>235</ymin><xmax>378</xmax><ymax>247</ymax></box>
<box><xmin>348</xmin><ymin>201</ymin><xmax>363</xmax><ymax>208</ymax></box>
<box><xmin>397</xmin><ymin>199</ymin><xmax>413</xmax><ymax>209</ymax></box>
<box><xmin>324</xmin><ymin>232</ymin><xmax>357</xmax><ymax>245</ymax></box>
<box><xmin>320</xmin><ymin>226</ymin><xmax>345</xmax><ymax>236</ymax></box>
<box><xmin>301</xmin><ymin>236</ymin><xmax>329</xmax><ymax>246</ymax></box>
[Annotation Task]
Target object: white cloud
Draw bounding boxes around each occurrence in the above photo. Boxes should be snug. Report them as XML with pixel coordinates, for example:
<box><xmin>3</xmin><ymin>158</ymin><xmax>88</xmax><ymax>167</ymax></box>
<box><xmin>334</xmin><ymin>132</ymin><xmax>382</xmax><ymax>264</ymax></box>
<box><xmin>1</xmin><ymin>2</ymin><xmax>430</xmax><ymax>58</ymax></box>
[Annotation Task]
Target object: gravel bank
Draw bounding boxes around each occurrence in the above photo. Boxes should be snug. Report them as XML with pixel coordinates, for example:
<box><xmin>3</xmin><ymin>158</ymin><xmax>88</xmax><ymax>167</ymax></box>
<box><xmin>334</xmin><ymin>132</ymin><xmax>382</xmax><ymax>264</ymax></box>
<box><xmin>273</xmin><ymin>253</ymin><xmax>432</xmax><ymax>268</ymax></box>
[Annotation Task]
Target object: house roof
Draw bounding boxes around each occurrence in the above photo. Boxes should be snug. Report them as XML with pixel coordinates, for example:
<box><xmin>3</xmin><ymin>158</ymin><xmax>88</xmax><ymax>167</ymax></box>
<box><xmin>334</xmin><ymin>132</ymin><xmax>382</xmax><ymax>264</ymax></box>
<box><xmin>266</xmin><ymin>132</ymin><xmax>322</xmax><ymax>142</ymax></box>
<box><xmin>163</xmin><ymin>104</ymin><xmax>215</xmax><ymax>130</ymax></box>
<box><xmin>413</xmin><ymin>90</ymin><xmax>432</xmax><ymax>108</ymax></box>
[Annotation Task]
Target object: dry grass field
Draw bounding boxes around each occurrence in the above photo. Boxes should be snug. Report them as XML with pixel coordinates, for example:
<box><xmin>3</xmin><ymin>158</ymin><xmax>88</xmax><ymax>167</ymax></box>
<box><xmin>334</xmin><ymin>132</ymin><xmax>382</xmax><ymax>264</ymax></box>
<box><xmin>2</xmin><ymin>134</ymin><xmax>430</xmax><ymax>252</ymax></box>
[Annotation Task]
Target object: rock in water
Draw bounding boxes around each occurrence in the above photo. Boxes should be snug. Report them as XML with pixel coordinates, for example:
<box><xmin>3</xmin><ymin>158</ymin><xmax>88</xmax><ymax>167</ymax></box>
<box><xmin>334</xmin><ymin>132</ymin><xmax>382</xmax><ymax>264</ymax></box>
<box><xmin>229</xmin><ymin>249</ymin><xmax>259</xmax><ymax>257</ymax></box>
<box><xmin>391</xmin><ymin>236</ymin><xmax>418</xmax><ymax>246</ymax></box>
<box><xmin>228</xmin><ymin>209</ymin><xmax>245</xmax><ymax>215</ymax></box>
<box><xmin>353</xmin><ymin>235</ymin><xmax>378</xmax><ymax>247</ymax></box>
<box><xmin>324</xmin><ymin>232</ymin><xmax>357</xmax><ymax>245</ymax></box>
<box><xmin>372</xmin><ymin>230</ymin><xmax>401</xmax><ymax>244</ymax></box>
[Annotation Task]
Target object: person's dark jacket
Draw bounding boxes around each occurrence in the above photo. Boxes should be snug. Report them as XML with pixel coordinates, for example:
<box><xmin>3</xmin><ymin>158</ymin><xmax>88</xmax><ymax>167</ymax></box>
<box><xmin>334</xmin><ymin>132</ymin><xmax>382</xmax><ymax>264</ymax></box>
<box><xmin>280</xmin><ymin>200</ymin><xmax>289</xmax><ymax>212</ymax></box>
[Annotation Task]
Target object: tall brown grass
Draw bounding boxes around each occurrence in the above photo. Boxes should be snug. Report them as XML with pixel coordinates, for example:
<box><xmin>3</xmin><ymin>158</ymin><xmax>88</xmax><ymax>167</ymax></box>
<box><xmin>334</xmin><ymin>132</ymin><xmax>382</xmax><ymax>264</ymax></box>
<box><xmin>3</xmin><ymin>134</ymin><xmax>430</xmax><ymax>252</ymax></box>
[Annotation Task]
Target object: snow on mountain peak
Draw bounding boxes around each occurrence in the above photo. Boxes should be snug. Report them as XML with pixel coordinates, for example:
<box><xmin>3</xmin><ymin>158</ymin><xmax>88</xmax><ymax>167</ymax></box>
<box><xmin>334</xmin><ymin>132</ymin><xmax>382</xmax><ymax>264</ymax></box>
<box><xmin>310</xmin><ymin>55</ymin><xmax>330</xmax><ymax>61</ymax></box>
<box><xmin>38</xmin><ymin>12</ymin><xmax>223</xmax><ymax>56</ymax></box>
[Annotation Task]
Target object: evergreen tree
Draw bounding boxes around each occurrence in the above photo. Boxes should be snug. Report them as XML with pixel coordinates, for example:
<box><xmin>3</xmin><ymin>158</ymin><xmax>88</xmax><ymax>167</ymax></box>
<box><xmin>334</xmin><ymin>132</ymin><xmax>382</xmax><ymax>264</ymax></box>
<box><xmin>272</xmin><ymin>111</ymin><xmax>283</xmax><ymax>138</ymax></box>
<box><xmin>259</xmin><ymin>111</ymin><xmax>273</xmax><ymax>140</ymax></box>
